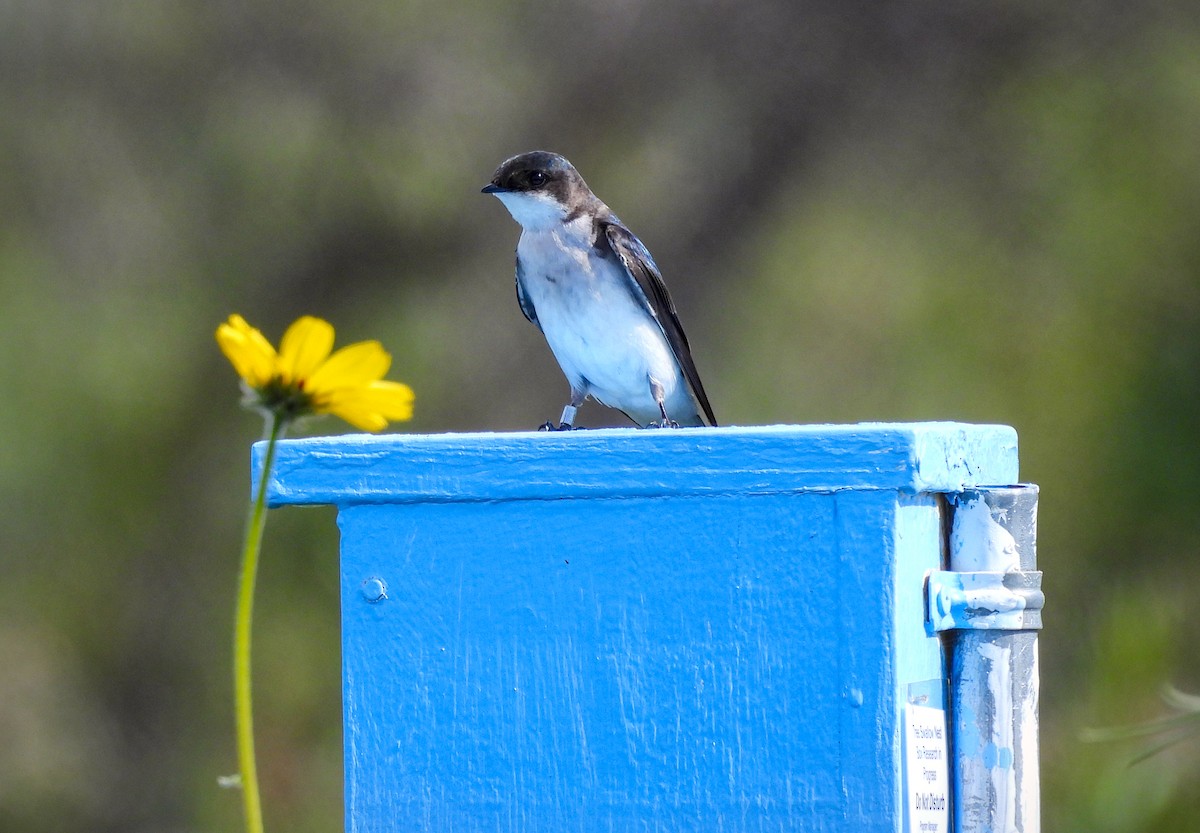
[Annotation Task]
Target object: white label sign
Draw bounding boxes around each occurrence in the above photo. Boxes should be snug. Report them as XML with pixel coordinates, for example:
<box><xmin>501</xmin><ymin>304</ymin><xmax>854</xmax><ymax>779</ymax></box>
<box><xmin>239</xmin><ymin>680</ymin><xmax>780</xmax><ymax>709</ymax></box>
<box><xmin>905</xmin><ymin>704</ymin><xmax>949</xmax><ymax>833</ymax></box>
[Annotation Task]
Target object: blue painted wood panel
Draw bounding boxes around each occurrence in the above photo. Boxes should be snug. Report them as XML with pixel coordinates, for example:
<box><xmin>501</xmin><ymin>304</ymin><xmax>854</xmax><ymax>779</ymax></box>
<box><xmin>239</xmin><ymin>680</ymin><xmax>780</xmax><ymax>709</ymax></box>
<box><xmin>258</xmin><ymin>422</ymin><xmax>1018</xmax><ymax>507</ymax></box>
<box><xmin>260</xmin><ymin>423</ymin><xmax>1019</xmax><ymax>832</ymax></box>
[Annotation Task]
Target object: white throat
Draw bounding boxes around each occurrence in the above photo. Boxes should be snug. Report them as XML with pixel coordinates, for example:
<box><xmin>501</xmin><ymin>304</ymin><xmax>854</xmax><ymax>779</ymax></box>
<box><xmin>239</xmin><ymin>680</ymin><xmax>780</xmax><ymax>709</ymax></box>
<box><xmin>492</xmin><ymin>190</ymin><xmax>569</xmax><ymax>232</ymax></box>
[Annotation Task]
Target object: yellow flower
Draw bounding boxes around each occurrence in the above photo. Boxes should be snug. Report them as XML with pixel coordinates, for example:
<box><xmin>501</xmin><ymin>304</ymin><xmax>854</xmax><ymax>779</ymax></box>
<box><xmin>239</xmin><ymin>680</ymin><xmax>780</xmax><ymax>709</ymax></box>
<box><xmin>216</xmin><ymin>314</ymin><xmax>414</xmax><ymax>431</ymax></box>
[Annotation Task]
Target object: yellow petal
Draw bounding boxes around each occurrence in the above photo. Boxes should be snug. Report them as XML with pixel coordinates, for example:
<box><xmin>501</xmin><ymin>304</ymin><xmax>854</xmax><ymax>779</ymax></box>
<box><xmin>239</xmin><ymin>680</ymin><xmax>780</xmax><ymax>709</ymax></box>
<box><xmin>323</xmin><ymin>381</ymin><xmax>415</xmax><ymax>431</ymax></box>
<box><xmin>278</xmin><ymin>316</ymin><xmax>334</xmax><ymax>384</ymax></box>
<box><xmin>328</xmin><ymin>405</ymin><xmax>389</xmax><ymax>433</ymax></box>
<box><xmin>306</xmin><ymin>340</ymin><xmax>392</xmax><ymax>395</ymax></box>
<box><xmin>360</xmin><ymin>380</ymin><xmax>416</xmax><ymax>420</ymax></box>
<box><xmin>216</xmin><ymin>315</ymin><xmax>277</xmax><ymax>388</ymax></box>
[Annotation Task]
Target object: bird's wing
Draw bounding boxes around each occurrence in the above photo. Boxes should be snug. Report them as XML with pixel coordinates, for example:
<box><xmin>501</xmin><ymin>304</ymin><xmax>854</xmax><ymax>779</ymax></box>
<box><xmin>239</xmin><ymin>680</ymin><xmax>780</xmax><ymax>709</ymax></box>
<box><xmin>600</xmin><ymin>221</ymin><xmax>717</xmax><ymax>426</ymax></box>
<box><xmin>514</xmin><ymin>257</ymin><xmax>541</xmax><ymax>332</ymax></box>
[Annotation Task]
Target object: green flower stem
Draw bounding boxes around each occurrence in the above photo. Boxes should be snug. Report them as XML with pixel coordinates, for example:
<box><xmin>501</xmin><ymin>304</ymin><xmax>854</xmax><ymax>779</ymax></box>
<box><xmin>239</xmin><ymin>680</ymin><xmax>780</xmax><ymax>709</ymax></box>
<box><xmin>234</xmin><ymin>412</ymin><xmax>286</xmax><ymax>833</ymax></box>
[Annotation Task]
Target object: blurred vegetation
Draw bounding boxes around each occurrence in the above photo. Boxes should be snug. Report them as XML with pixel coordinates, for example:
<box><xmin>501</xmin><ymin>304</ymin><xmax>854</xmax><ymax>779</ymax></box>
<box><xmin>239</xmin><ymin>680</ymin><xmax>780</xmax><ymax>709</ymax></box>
<box><xmin>1</xmin><ymin>1</ymin><xmax>1198</xmax><ymax>830</ymax></box>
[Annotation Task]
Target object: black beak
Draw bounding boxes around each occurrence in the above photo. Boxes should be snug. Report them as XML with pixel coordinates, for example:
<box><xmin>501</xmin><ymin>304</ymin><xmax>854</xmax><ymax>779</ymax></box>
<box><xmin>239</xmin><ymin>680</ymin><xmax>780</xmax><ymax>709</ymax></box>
<box><xmin>481</xmin><ymin>183</ymin><xmax>506</xmax><ymax>194</ymax></box>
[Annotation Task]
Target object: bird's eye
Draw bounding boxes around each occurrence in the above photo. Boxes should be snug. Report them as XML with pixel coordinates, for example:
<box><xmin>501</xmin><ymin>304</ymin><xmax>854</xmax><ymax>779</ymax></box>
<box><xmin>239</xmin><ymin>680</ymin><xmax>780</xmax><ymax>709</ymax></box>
<box><xmin>528</xmin><ymin>171</ymin><xmax>547</xmax><ymax>187</ymax></box>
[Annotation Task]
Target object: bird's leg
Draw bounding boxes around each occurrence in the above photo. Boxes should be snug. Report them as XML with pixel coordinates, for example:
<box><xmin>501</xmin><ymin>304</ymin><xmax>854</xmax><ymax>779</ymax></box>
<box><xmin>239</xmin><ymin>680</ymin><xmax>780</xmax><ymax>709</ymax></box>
<box><xmin>539</xmin><ymin>388</ymin><xmax>587</xmax><ymax>431</ymax></box>
<box><xmin>647</xmin><ymin>378</ymin><xmax>680</xmax><ymax>429</ymax></box>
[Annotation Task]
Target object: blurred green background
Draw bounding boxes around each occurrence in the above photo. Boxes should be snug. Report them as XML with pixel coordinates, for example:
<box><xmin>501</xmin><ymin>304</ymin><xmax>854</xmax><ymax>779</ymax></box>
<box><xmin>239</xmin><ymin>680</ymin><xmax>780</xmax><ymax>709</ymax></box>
<box><xmin>3</xmin><ymin>1</ymin><xmax>1199</xmax><ymax>830</ymax></box>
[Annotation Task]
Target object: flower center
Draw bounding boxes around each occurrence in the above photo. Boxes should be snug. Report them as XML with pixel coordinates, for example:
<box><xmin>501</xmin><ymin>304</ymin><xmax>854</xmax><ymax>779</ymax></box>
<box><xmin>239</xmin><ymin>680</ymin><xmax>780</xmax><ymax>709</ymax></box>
<box><xmin>255</xmin><ymin>376</ymin><xmax>318</xmax><ymax>419</ymax></box>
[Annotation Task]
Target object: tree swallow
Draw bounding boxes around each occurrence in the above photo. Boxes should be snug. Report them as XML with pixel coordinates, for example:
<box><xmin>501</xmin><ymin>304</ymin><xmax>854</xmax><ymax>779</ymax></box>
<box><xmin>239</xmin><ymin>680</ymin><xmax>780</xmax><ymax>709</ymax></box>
<box><xmin>482</xmin><ymin>151</ymin><xmax>717</xmax><ymax>430</ymax></box>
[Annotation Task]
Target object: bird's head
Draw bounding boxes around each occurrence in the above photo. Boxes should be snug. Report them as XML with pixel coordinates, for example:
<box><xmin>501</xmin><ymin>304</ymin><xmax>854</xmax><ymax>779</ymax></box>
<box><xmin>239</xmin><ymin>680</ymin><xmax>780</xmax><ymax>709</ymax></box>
<box><xmin>482</xmin><ymin>151</ymin><xmax>595</xmax><ymax>231</ymax></box>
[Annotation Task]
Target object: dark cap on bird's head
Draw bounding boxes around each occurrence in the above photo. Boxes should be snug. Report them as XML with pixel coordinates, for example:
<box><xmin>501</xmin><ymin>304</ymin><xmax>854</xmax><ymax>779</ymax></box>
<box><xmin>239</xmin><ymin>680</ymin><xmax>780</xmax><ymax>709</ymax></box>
<box><xmin>482</xmin><ymin>151</ymin><xmax>592</xmax><ymax>200</ymax></box>
<box><xmin>482</xmin><ymin>151</ymin><xmax>605</xmax><ymax>229</ymax></box>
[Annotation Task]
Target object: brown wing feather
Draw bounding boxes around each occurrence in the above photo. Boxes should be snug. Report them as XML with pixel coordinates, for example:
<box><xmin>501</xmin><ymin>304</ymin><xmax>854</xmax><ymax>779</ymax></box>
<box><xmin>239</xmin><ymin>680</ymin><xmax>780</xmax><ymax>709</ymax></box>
<box><xmin>600</xmin><ymin>221</ymin><xmax>717</xmax><ymax>426</ymax></box>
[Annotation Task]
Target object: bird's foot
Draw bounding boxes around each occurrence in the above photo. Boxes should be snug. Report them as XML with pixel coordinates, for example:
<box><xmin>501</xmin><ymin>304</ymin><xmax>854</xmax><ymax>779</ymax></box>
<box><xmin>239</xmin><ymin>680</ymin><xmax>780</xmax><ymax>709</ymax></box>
<box><xmin>538</xmin><ymin>421</ymin><xmax>580</xmax><ymax>431</ymax></box>
<box><xmin>647</xmin><ymin>419</ymin><xmax>681</xmax><ymax>429</ymax></box>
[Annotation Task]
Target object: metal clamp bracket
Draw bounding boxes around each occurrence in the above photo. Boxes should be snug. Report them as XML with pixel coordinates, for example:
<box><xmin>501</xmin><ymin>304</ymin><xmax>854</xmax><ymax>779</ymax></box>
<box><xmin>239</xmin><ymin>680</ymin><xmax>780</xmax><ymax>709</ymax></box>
<box><xmin>925</xmin><ymin>569</ymin><xmax>1044</xmax><ymax>632</ymax></box>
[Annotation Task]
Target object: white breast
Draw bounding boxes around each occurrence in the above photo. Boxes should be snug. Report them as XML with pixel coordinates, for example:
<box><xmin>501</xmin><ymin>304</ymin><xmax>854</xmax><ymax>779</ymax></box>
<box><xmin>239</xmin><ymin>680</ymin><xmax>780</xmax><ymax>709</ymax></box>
<box><xmin>516</xmin><ymin>219</ymin><xmax>692</xmax><ymax>425</ymax></box>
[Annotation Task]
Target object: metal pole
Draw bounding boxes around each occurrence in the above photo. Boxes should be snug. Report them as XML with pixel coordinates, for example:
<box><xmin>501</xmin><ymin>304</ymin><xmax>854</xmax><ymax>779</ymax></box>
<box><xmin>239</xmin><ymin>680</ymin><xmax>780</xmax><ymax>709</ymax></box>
<box><xmin>940</xmin><ymin>486</ymin><xmax>1042</xmax><ymax>833</ymax></box>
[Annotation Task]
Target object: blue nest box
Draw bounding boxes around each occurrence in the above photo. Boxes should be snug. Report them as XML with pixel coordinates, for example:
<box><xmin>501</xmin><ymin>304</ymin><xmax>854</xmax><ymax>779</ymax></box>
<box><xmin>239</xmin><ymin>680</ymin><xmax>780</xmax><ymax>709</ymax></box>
<box><xmin>257</xmin><ymin>422</ymin><xmax>1039</xmax><ymax>833</ymax></box>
